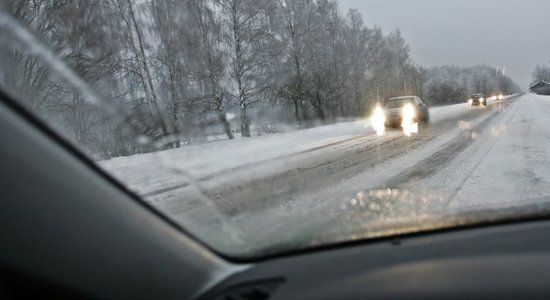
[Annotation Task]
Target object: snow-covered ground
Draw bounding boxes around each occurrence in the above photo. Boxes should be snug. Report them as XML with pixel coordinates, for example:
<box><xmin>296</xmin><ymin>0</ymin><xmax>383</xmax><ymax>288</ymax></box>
<box><xmin>448</xmin><ymin>93</ymin><xmax>550</xmax><ymax>209</ymax></box>
<box><xmin>98</xmin><ymin>93</ymin><xmax>549</xmax><ymax>257</ymax></box>
<box><xmin>100</xmin><ymin>117</ymin><xmax>379</xmax><ymax>195</ymax></box>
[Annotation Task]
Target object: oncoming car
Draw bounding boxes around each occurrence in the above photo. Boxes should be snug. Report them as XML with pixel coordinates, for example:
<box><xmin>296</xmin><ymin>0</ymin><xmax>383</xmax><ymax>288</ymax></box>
<box><xmin>468</xmin><ymin>93</ymin><xmax>487</xmax><ymax>107</ymax></box>
<box><xmin>383</xmin><ymin>96</ymin><xmax>430</xmax><ymax>127</ymax></box>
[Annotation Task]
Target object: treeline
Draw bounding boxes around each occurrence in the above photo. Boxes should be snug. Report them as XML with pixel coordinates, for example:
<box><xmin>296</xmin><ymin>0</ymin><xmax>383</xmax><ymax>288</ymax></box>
<box><xmin>0</xmin><ymin>0</ymin><xmax>519</xmax><ymax>159</ymax></box>
<box><xmin>532</xmin><ymin>64</ymin><xmax>550</xmax><ymax>83</ymax></box>
<box><xmin>422</xmin><ymin>65</ymin><xmax>521</xmax><ymax>106</ymax></box>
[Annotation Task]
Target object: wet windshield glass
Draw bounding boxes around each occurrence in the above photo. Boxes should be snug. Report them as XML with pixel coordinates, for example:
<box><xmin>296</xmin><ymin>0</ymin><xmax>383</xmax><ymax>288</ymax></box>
<box><xmin>1</xmin><ymin>0</ymin><xmax>550</xmax><ymax>259</ymax></box>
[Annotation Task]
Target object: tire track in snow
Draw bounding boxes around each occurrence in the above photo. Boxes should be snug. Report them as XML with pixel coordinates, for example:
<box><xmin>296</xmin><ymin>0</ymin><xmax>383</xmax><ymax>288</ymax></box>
<box><xmin>413</xmin><ymin>95</ymin><xmax>521</xmax><ymax>204</ymax></box>
<box><xmin>142</xmin><ymin>132</ymin><xmax>400</xmax><ymax>198</ymax></box>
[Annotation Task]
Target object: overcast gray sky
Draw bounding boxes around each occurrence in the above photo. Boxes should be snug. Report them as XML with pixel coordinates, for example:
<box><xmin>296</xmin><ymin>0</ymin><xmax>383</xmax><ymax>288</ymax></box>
<box><xmin>338</xmin><ymin>0</ymin><xmax>550</xmax><ymax>89</ymax></box>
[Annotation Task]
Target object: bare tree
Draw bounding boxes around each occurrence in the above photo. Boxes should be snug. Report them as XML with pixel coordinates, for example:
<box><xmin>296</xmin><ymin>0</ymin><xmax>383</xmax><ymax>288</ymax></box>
<box><xmin>0</xmin><ymin>0</ymin><xmax>64</xmax><ymax>111</ymax></box>
<box><xmin>532</xmin><ymin>64</ymin><xmax>550</xmax><ymax>83</ymax></box>
<box><xmin>188</xmin><ymin>0</ymin><xmax>234</xmax><ymax>139</ymax></box>
<box><xmin>115</xmin><ymin>0</ymin><xmax>168</xmax><ymax>140</ymax></box>
<box><xmin>47</xmin><ymin>0</ymin><xmax>120</xmax><ymax>145</ymax></box>
<box><xmin>150</xmin><ymin>0</ymin><xmax>194</xmax><ymax>147</ymax></box>
<box><xmin>217</xmin><ymin>0</ymin><xmax>277</xmax><ymax>137</ymax></box>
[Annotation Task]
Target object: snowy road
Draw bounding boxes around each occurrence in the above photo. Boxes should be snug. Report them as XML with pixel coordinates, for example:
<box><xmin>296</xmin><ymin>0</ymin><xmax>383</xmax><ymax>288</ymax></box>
<box><xmin>98</xmin><ymin>93</ymin><xmax>550</xmax><ymax>256</ymax></box>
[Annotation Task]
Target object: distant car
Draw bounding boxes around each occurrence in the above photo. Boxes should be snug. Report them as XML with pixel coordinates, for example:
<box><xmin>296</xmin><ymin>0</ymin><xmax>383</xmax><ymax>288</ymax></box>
<box><xmin>494</xmin><ymin>93</ymin><xmax>504</xmax><ymax>101</ymax></box>
<box><xmin>468</xmin><ymin>93</ymin><xmax>487</xmax><ymax>106</ymax></box>
<box><xmin>384</xmin><ymin>96</ymin><xmax>429</xmax><ymax>127</ymax></box>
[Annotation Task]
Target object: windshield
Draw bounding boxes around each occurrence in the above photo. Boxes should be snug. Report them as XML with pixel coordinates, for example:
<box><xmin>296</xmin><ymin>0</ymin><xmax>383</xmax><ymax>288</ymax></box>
<box><xmin>385</xmin><ymin>99</ymin><xmax>413</xmax><ymax>109</ymax></box>
<box><xmin>2</xmin><ymin>0</ymin><xmax>550</xmax><ymax>259</ymax></box>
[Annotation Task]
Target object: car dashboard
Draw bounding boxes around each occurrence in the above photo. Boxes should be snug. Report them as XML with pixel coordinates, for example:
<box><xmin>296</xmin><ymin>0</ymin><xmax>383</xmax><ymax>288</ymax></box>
<box><xmin>202</xmin><ymin>220</ymin><xmax>550</xmax><ymax>299</ymax></box>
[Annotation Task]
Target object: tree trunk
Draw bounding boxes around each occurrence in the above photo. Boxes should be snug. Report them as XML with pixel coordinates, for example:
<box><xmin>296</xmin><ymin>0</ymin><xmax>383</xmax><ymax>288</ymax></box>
<box><xmin>240</xmin><ymin>105</ymin><xmax>250</xmax><ymax>137</ymax></box>
<box><xmin>72</xmin><ymin>94</ymin><xmax>81</xmax><ymax>142</ymax></box>
<box><xmin>171</xmin><ymin>103</ymin><xmax>180</xmax><ymax>148</ymax></box>
<box><xmin>293</xmin><ymin>98</ymin><xmax>301</xmax><ymax>126</ymax></box>
<box><xmin>313</xmin><ymin>103</ymin><xmax>326</xmax><ymax>120</ymax></box>
<box><xmin>237</xmin><ymin>80</ymin><xmax>250</xmax><ymax>136</ymax></box>
<box><xmin>219</xmin><ymin>111</ymin><xmax>234</xmax><ymax>140</ymax></box>
<box><xmin>168</xmin><ymin>71</ymin><xmax>181</xmax><ymax>148</ymax></box>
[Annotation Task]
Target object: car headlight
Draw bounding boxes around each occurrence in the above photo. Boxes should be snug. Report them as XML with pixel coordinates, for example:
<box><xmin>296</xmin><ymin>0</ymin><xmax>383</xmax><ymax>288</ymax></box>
<box><xmin>498</xmin><ymin>94</ymin><xmax>503</xmax><ymax>100</ymax></box>
<box><xmin>468</xmin><ymin>99</ymin><xmax>473</xmax><ymax>105</ymax></box>
<box><xmin>480</xmin><ymin>97</ymin><xmax>484</xmax><ymax>102</ymax></box>
<box><xmin>370</xmin><ymin>104</ymin><xmax>386</xmax><ymax>136</ymax></box>
<box><xmin>402</xmin><ymin>103</ymin><xmax>416</xmax><ymax>119</ymax></box>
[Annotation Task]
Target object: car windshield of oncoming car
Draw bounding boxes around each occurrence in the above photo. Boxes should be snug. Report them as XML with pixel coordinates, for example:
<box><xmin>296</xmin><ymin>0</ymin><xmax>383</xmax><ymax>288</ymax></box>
<box><xmin>1</xmin><ymin>0</ymin><xmax>550</xmax><ymax>259</ymax></box>
<box><xmin>385</xmin><ymin>99</ymin><xmax>413</xmax><ymax>109</ymax></box>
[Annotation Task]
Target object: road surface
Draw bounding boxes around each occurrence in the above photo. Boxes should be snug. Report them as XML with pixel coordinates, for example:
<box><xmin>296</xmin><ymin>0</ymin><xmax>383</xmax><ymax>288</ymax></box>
<box><xmin>100</xmin><ymin>93</ymin><xmax>550</xmax><ymax>256</ymax></box>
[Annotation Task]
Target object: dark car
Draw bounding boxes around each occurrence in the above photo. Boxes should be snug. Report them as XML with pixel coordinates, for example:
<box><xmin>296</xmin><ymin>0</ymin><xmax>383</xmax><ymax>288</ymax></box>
<box><xmin>384</xmin><ymin>96</ymin><xmax>430</xmax><ymax>127</ymax></box>
<box><xmin>468</xmin><ymin>93</ymin><xmax>487</xmax><ymax>106</ymax></box>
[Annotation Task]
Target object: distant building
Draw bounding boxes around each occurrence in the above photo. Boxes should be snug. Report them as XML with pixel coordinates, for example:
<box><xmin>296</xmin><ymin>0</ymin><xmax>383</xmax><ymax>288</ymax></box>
<box><xmin>529</xmin><ymin>80</ymin><xmax>550</xmax><ymax>95</ymax></box>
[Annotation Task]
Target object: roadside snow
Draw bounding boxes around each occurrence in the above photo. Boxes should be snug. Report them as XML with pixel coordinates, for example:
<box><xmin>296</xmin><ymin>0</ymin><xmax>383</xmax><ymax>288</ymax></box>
<box><xmin>448</xmin><ymin>93</ymin><xmax>550</xmax><ymax>210</ymax></box>
<box><xmin>99</xmin><ymin>119</ymin><xmax>377</xmax><ymax>194</ymax></box>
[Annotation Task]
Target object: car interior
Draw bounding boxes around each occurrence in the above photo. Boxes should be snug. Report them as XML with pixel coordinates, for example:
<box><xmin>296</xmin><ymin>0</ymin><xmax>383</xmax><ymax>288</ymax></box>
<box><xmin>3</xmin><ymin>88</ymin><xmax>550</xmax><ymax>300</ymax></box>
